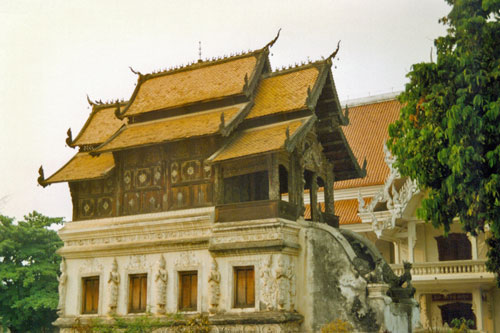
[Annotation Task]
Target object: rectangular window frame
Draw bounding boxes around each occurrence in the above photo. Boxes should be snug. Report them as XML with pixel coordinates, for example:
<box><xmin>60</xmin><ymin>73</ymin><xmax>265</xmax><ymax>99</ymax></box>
<box><xmin>81</xmin><ymin>276</ymin><xmax>100</xmax><ymax>314</ymax></box>
<box><xmin>128</xmin><ymin>273</ymin><xmax>148</xmax><ymax>313</ymax></box>
<box><xmin>233</xmin><ymin>266</ymin><xmax>255</xmax><ymax>308</ymax></box>
<box><xmin>178</xmin><ymin>270</ymin><xmax>198</xmax><ymax>312</ymax></box>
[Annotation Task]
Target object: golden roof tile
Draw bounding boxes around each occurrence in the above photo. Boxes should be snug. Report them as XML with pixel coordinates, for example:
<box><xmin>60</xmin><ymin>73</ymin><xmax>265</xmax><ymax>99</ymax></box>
<box><xmin>335</xmin><ymin>99</ymin><xmax>402</xmax><ymax>189</ymax></box>
<box><xmin>45</xmin><ymin>152</ymin><xmax>115</xmax><ymax>184</ymax></box>
<box><xmin>210</xmin><ymin>118</ymin><xmax>307</xmax><ymax>162</ymax></box>
<box><xmin>123</xmin><ymin>55</ymin><xmax>258</xmax><ymax>117</ymax></box>
<box><xmin>72</xmin><ymin>105</ymin><xmax>126</xmax><ymax>146</ymax></box>
<box><xmin>96</xmin><ymin>104</ymin><xmax>244</xmax><ymax>153</ymax></box>
<box><xmin>246</xmin><ymin>67</ymin><xmax>319</xmax><ymax>119</ymax></box>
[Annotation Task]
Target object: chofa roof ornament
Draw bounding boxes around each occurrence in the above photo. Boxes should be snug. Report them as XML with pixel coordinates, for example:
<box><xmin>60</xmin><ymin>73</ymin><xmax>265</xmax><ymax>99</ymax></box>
<box><xmin>264</xmin><ymin>28</ymin><xmax>281</xmax><ymax>49</ymax></box>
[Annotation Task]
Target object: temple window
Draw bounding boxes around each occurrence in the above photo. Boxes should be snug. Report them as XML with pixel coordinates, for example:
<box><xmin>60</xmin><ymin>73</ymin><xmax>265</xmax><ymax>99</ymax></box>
<box><xmin>128</xmin><ymin>274</ymin><xmax>147</xmax><ymax>313</ymax></box>
<box><xmin>179</xmin><ymin>271</ymin><xmax>198</xmax><ymax>311</ymax></box>
<box><xmin>223</xmin><ymin>171</ymin><xmax>269</xmax><ymax>204</ymax></box>
<box><xmin>233</xmin><ymin>266</ymin><xmax>255</xmax><ymax>308</ymax></box>
<box><xmin>435</xmin><ymin>233</ymin><xmax>472</xmax><ymax>261</ymax></box>
<box><xmin>81</xmin><ymin>276</ymin><xmax>99</xmax><ymax>314</ymax></box>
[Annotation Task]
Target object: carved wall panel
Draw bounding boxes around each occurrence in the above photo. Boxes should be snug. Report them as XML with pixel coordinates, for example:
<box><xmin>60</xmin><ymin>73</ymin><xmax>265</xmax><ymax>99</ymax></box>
<box><xmin>120</xmin><ymin>146</ymin><xmax>167</xmax><ymax>216</ymax></box>
<box><xmin>73</xmin><ymin>175</ymin><xmax>116</xmax><ymax>220</ymax></box>
<box><xmin>181</xmin><ymin>160</ymin><xmax>201</xmax><ymax>182</ymax></box>
<box><xmin>70</xmin><ymin>138</ymin><xmax>221</xmax><ymax>220</ymax></box>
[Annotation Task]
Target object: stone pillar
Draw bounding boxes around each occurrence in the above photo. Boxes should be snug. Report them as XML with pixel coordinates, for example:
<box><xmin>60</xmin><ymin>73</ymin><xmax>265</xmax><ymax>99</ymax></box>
<box><xmin>408</xmin><ymin>221</ymin><xmax>417</xmax><ymax>263</ymax></box>
<box><xmin>472</xmin><ymin>288</ymin><xmax>484</xmax><ymax>331</ymax></box>
<box><xmin>324</xmin><ymin>168</ymin><xmax>334</xmax><ymax>215</ymax></box>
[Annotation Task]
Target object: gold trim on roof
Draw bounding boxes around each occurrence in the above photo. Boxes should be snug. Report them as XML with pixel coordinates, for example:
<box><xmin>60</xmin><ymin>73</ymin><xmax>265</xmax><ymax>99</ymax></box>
<box><xmin>45</xmin><ymin>152</ymin><xmax>115</xmax><ymax>184</ymax></box>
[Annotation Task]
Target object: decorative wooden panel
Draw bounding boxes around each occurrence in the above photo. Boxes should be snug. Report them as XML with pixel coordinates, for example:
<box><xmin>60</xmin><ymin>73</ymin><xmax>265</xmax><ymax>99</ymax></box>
<box><xmin>123</xmin><ymin>192</ymin><xmax>141</xmax><ymax>215</ymax></box>
<box><xmin>128</xmin><ymin>274</ymin><xmax>147</xmax><ymax>313</ymax></box>
<box><xmin>82</xmin><ymin>276</ymin><xmax>99</xmax><ymax>314</ymax></box>
<box><xmin>179</xmin><ymin>271</ymin><xmax>197</xmax><ymax>311</ymax></box>
<box><xmin>234</xmin><ymin>266</ymin><xmax>255</xmax><ymax>308</ymax></box>
<box><xmin>120</xmin><ymin>146</ymin><xmax>167</xmax><ymax>216</ymax></box>
<box><xmin>181</xmin><ymin>160</ymin><xmax>201</xmax><ymax>182</ymax></box>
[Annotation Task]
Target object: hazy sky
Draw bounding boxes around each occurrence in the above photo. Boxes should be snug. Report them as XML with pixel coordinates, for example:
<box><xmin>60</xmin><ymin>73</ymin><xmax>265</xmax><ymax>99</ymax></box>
<box><xmin>0</xmin><ymin>0</ymin><xmax>450</xmax><ymax>221</ymax></box>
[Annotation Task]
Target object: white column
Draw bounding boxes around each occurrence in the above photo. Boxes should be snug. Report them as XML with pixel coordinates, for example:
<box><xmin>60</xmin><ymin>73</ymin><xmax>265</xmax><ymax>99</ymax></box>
<box><xmin>468</xmin><ymin>234</ymin><xmax>478</xmax><ymax>260</ymax></box>
<box><xmin>394</xmin><ymin>241</ymin><xmax>401</xmax><ymax>264</ymax></box>
<box><xmin>472</xmin><ymin>288</ymin><xmax>484</xmax><ymax>331</ymax></box>
<box><xmin>408</xmin><ymin>221</ymin><xmax>417</xmax><ymax>263</ymax></box>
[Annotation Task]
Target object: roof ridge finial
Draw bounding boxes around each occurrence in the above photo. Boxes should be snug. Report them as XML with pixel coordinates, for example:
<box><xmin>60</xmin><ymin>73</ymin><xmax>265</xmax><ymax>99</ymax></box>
<box><xmin>328</xmin><ymin>40</ymin><xmax>341</xmax><ymax>60</ymax></box>
<box><xmin>38</xmin><ymin>166</ymin><xmax>47</xmax><ymax>188</ymax></box>
<box><xmin>265</xmin><ymin>28</ymin><xmax>281</xmax><ymax>49</ymax></box>
<box><xmin>129</xmin><ymin>66</ymin><xmax>142</xmax><ymax>76</ymax></box>
<box><xmin>198</xmin><ymin>41</ymin><xmax>202</xmax><ymax>63</ymax></box>
<box><xmin>86</xmin><ymin>94</ymin><xmax>96</xmax><ymax>106</ymax></box>
<box><xmin>66</xmin><ymin>128</ymin><xmax>73</xmax><ymax>147</ymax></box>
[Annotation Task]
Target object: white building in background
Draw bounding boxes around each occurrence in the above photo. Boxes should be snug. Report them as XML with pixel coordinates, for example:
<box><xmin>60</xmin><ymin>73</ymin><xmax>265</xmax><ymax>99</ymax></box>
<box><xmin>318</xmin><ymin>93</ymin><xmax>500</xmax><ymax>332</ymax></box>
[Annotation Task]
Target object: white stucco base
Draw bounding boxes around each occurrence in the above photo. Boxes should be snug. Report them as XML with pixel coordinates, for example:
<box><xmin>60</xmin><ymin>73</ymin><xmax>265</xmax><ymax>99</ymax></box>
<box><xmin>54</xmin><ymin>207</ymin><xmax>419</xmax><ymax>332</ymax></box>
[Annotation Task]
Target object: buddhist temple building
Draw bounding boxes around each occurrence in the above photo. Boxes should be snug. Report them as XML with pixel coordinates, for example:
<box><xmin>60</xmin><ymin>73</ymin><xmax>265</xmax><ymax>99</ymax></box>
<box><xmin>40</xmin><ymin>36</ymin><xmax>419</xmax><ymax>332</ymax></box>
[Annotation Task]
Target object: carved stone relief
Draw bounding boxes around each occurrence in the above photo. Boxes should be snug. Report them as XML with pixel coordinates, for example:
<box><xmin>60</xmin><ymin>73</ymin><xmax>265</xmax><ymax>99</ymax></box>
<box><xmin>57</xmin><ymin>259</ymin><xmax>67</xmax><ymax>316</ymax></box>
<box><xmin>259</xmin><ymin>255</ymin><xmax>276</xmax><ymax>310</ymax></box>
<box><xmin>127</xmin><ymin>255</ymin><xmax>147</xmax><ymax>271</ymax></box>
<box><xmin>175</xmin><ymin>251</ymin><xmax>199</xmax><ymax>268</ymax></box>
<box><xmin>79</xmin><ymin>258</ymin><xmax>103</xmax><ymax>274</ymax></box>
<box><xmin>274</xmin><ymin>255</ymin><xmax>295</xmax><ymax>311</ymax></box>
<box><xmin>155</xmin><ymin>255</ymin><xmax>168</xmax><ymax>314</ymax></box>
<box><xmin>208</xmin><ymin>258</ymin><xmax>221</xmax><ymax>314</ymax></box>
<box><xmin>108</xmin><ymin>258</ymin><xmax>120</xmax><ymax>315</ymax></box>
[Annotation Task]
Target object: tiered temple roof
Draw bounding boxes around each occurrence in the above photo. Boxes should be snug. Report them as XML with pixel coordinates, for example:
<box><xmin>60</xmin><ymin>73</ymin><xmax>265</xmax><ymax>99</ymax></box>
<box><xmin>40</xmin><ymin>36</ymin><xmax>368</xmax><ymax>226</ymax></box>
<box><xmin>41</xmin><ymin>38</ymin><xmax>363</xmax><ymax>187</ymax></box>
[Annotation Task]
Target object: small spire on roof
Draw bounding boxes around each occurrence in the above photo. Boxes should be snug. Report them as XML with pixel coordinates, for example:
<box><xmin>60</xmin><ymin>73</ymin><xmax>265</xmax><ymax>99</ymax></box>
<box><xmin>198</xmin><ymin>41</ymin><xmax>202</xmax><ymax>63</ymax></box>
<box><xmin>86</xmin><ymin>94</ymin><xmax>96</xmax><ymax>106</ymax></box>
<box><xmin>265</xmin><ymin>28</ymin><xmax>281</xmax><ymax>49</ymax></box>
<box><xmin>129</xmin><ymin>66</ymin><xmax>142</xmax><ymax>76</ymax></box>
<box><xmin>328</xmin><ymin>40</ymin><xmax>341</xmax><ymax>60</ymax></box>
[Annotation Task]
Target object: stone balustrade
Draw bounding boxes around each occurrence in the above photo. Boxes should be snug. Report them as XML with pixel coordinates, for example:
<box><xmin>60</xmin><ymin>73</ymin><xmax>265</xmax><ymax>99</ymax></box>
<box><xmin>391</xmin><ymin>259</ymin><xmax>489</xmax><ymax>277</ymax></box>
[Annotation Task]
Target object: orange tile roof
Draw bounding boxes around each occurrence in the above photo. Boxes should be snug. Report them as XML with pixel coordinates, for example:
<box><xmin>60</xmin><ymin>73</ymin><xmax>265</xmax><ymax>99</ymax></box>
<box><xmin>123</xmin><ymin>55</ymin><xmax>258</xmax><ymax>116</ymax></box>
<box><xmin>211</xmin><ymin>118</ymin><xmax>306</xmax><ymax>162</ymax></box>
<box><xmin>246</xmin><ymin>67</ymin><xmax>319</xmax><ymax>119</ymax></box>
<box><xmin>335</xmin><ymin>99</ymin><xmax>402</xmax><ymax>190</ymax></box>
<box><xmin>72</xmin><ymin>105</ymin><xmax>126</xmax><ymax>146</ymax></box>
<box><xmin>96</xmin><ymin>105</ymin><xmax>243</xmax><ymax>153</ymax></box>
<box><xmin>45</xmin><ymin>152</ymin><xmax>115</xmax><ymax>184</ymax></box>
<box><xmin>304</xmin><ymin>197</ymin><xmax>371</xmax><ymax>225</ymax></box>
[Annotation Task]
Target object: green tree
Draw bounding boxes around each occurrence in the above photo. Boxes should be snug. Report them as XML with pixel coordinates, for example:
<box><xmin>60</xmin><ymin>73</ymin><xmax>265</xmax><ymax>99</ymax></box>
<box><xmin>388</xmin><ymin>0</ymin><xmax>500</xmax><ymax>283</ymax></box>
<box><xmin>0</xmin><ymin>212</ymin><xmax>63</xmax><ymax>332</ymax></box>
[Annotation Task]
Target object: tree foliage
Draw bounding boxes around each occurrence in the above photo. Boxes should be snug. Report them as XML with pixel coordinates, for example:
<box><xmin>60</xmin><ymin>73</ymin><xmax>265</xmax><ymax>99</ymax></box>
<box><xmin>388</xmin><ymin>0</ymin><xmax>500</xmax><ymax>283</ymax></box>
<box><xmin>0</xmin><ymin>212</ymin><xmax>63</xmax><ymax>332</ymax></box>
